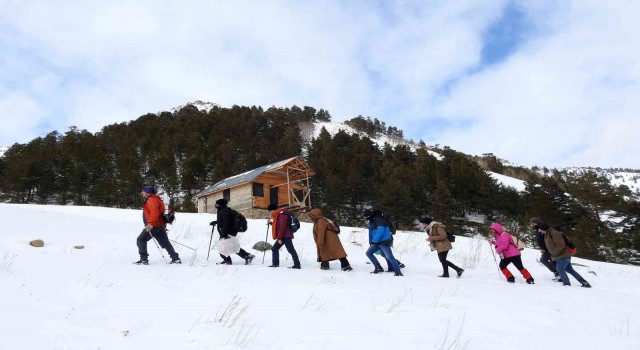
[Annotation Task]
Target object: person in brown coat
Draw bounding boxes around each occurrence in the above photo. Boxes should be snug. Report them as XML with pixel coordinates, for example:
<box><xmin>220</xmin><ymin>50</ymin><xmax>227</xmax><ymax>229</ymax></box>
<box><xmin>307</xmin><ymin>208</ymin><xmax>353</xmax><ymax>271</ymax></box>
<box><xmin>538</xmin><ymin>223</ymin><xmax>591</xmax><ymax>288</ymax></box>
<box><xmin>420</xmin><ymin>216</ymin><xmax>463</xmax><ymax>278</ymax></box>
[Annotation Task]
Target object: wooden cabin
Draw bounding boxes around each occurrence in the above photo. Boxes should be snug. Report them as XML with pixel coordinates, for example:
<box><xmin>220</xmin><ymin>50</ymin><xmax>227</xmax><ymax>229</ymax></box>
<box><xmin>194</xmin><ymin>157</ymin><xmax>315</xmax><ymax>217</ymax></box>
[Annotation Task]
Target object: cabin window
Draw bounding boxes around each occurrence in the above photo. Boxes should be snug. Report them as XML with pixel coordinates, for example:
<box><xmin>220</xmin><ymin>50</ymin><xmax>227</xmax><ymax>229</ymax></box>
<box><xmin>223</xmin><ymin>189</ymin><xmax>230</xmax><ymax>201</ymax></box>
<box><xmin>252</xmin><ymin>183</ymin><xmax>264</xmax><ymax>197</ymax></box>
<box><xmin>294</xmin><ymin>190</ymin><xmax>304</xmax><ymax>202</ymax></box>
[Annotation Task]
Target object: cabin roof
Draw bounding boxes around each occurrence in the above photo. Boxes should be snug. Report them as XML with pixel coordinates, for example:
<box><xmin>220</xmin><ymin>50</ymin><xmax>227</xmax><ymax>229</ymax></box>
<box><xmin>195</xmin><ymin>157</ymin><xmax>314</xmax><ymax>198</ymax></box>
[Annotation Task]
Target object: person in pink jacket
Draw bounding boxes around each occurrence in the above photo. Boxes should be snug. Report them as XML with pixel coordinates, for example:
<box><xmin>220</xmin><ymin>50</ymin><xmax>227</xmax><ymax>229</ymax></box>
<box><xmin>489</xmin><ymin>223</ymin><xmax>534</xmax><ymax>284</ymax></box>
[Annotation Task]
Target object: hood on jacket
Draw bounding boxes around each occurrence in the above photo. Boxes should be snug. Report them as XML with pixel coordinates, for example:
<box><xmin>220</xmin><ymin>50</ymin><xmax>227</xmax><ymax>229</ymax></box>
<box><xmin>308</xmin><ymin>208</ymin><xmax>324</xmax><ymax>221</ymax></box>
<box><xmin>489</xmin><ymin>223</ymin><xmax>504</xmax><ymax>234</ymax></box>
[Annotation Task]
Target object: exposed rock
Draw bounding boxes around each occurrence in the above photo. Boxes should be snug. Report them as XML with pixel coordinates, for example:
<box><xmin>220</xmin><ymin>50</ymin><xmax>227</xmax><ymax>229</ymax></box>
<box><xmin>29</xmin><ymin>239</ymin><xmax>44</xmax><ymax>247</ymax></box>
<box><xmin>74</xmin><ymin>245</ymin><xmax>85</xmax><ymax>249</ymax></box>
<box><xmin>252</xmin><ymin>241</ymin><xmax>272</xmax><ymax>252</ymax></box>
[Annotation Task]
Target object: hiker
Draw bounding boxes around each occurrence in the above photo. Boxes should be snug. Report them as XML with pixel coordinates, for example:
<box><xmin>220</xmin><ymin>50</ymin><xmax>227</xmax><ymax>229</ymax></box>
<box><xmin>419</xmin><ymin>216</ymin><xmax>464</xmax><ymax>278</ymax></box>
<box><xmin>364</xmin><ymin>209</ymin><xmax>403</xmax><ymax>276</ymax></box>
<box><xmin>266</xmin><ymin>204</ymin><xmax>301</xmax><ymax>269</ymax></box>
<box><xmin>538</xmin><ymin>223</ymin><xmax>591</xmax><ymax>288</ymax></box>
<box><xmin>307</xmin><ymin>208</ymin><xmax>352</xmax><ymax>271</ymax></box>
<box><xmin>134</xmin><ymin>185</ymin><xmax>181</xmax><ymax>265</ymax></box>
<box><xmin>489</xmin><ymin>223</ymin><xmax>534</xmax><ymax>284</ymax></box>
<box><xmin>215</xmin><ymin>199</ymin><xmax>255</xmax><ymax>265</ymax></box>
<box><xmin>530</xmin><ymin>217</ymin><xmax>560</xmax><ymax>280</ymax></box>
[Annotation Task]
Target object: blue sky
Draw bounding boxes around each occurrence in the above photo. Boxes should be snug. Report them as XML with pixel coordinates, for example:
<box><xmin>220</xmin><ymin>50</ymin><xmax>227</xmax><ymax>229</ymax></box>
<box><xmin>1</xmin><ymin>1</ymin><xmax>639</xmax><ymax>169</ymax></box>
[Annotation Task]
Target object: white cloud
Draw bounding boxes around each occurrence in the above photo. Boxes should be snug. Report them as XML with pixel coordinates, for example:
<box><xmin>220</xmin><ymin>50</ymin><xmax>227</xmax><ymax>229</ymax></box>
<box><xmin>0</xmin><ymin>1</ymin><xmax>638</xmax><ymax>168</ymax></box>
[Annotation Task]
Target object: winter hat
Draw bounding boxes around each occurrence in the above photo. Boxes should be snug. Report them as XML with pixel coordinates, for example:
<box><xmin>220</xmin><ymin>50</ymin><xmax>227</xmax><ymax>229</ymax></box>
<box><xmin>215</xmin><ymin>198</ymin><xmax>228</xmax><ymax>206</ymax></box>
<box><xmin>142</xmin><ymin>185</ymin><xmax>156</xmax><ymax>194</ymax></box>
<box><xmin>538</xmin><ymin>223</ymin><xmax>550</xmax><ymax>231</ymax></box>
<box><xmin>267</xmin><ymin>203</ymin><xmax>278</xmax><ymax>211</ymax></box>
<box><xmin>529</xmin><ymin>217</ymin><xmax>543</xmax><ymax>224</ymax></box>
<box><xmin>418</xmin><ymin>216</ymin><xmax>433</xmax><ymax>224</ymax></box>
<box><xmin>363</xmin><ymin>209</ymin><xmax>374</xmax><ymax>218</ymax></box>
<box><xmin>489</xmin><ymin>223</ymin><xmax>504</xmax><ymax>234</ymax></box>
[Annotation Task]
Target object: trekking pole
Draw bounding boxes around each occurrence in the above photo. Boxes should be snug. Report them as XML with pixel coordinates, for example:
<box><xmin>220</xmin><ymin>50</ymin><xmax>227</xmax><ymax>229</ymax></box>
<box><xmin>169</xmin><ymin>239</ymin><xmax>196</xmax><ymax>251</ymax></box>
<box><xmin>148</xmin><ymin>229</ymin><xmax>168</xmax><ymax>263</ymax></box>
<box><xmin>207</xmin><ymin>222</ymin><xmax>217</xmax><ymax>261</ymax></box>
<box><xmin>488</xmin><ymin>240</ymin><xmax>501</xmax><ymax>278</ymax></box>
<box><xmin>262</xmin><ymin>222</ymin><xmax>271</xmax><ymax>264</ymax></box>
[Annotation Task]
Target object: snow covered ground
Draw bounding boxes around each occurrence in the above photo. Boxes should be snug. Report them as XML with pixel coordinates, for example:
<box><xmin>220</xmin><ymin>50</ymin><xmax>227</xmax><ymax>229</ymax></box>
<box><xmin>1</xmin><ymin>204</ymin><xmax>639</xmax><ymax>349</ymax></box>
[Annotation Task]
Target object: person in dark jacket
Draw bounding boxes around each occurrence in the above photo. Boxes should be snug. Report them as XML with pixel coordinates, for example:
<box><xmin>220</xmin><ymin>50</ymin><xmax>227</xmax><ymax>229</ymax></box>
<box><xmin>134</xmin><ymin>185</ymin><xmax>181</xmax><ymax>265</ymax></box>
<box><xmin>307</xmin><ymin>208</ymin><xmax>352</xmax><ymax>271</ymax></box>
<box><xmin>538</xmin><ymin>223</ymin><xmax>591</xmax><ymax>288</ymax></box>
<box><xmin>364</xmin><ymin>209</ymin><xmax>403</xmax><ymax>276</ymax></box>
<box><xmin>215</xmin><ymin>199</ymin><xmax>255</xmax><ymax>265</ymax></box>
<box><xmin>530</xmin><ymin>217</ymin><xmax>559</xmax><ymax>280</ymax></box>
<box><xmin>266</xmin><ymin>204</ymin><xmax>301</xmax><ymax>269</ymax></box>
<box><xmin>420</xmin><ymin>216</ymin><xmax>464</xmax><ymax>278</ymax></box>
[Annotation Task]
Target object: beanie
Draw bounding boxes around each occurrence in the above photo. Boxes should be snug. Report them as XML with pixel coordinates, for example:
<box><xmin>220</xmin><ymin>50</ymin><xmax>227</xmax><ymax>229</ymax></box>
<box><xmin>267</xmin><ymin>203</ymin><xmax>278</xmax><ymax>211</ymax></box>
<box><xmin>215</xmin><ymin>198</ymin><xmax>228</xmax><ymax>206</ymax></box>
<box><xmin>142</xmin><ymin>185</ymin><xmax>156</xmax><ymax>194</ymax></box>
<box><xmin>418</xmin><ymin>216</ymin><xmax>432</xmax><ymax>224</ymax></box>
<box><xmin>363</xmin><ymin>209</ymin><xmax>373</xmax><ymax>218</ymax></box>
<box><xmin>538</xmin><ymin>223</ymin><xmax>550</xmax><ymax>231</ymax></box>
<box><xmin>529</xmin><ymin>217</ymin><xmax>543</xmax><ymax>224</ymax></box>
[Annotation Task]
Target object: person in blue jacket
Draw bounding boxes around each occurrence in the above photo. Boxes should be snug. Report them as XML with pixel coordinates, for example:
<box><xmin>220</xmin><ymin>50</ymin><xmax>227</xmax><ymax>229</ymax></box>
<box><xmin>364</xmin><ymin>209</ymin><xmax>403</xmax><ymax>276</ymax></box>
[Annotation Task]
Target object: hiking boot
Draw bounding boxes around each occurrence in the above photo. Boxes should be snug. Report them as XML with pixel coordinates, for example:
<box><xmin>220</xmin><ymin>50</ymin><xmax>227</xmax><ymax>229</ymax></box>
<box><xmin>438</xmin><ymin>274</ymin><xmax>450</xmax><ymax>278</ymax></box>
<box><xmin>398</xmin><ymin>262</ymin><xmax>406</xmax><ymax>269</ymax></box>
<box><xmin>342</xmin><ymin>266</ymin><xmax>353</xmax><ymax>272</ymax></box>
<box><xmin>526</xmin><ymin>278</ymin><xmax>535</xmax><ymax>284</ymax></box>
<box><xmin>394</xmin><ymin>272</ymin><xmax>404</xmax><ymax>277</ymax></box>
<box><xmin>216</xmin><ymin>260</ymin><xmax>232</xmax><ymax>265</ymax></box>
<box><xmin>581</xmin><ymin>281</ymin><xmax>592</xmax><ymax>288</ymax></box>
<box><xmin>507</xmin><ymin>276</ymin><xmax>515</xmax><ymax>283</ymax></box>
<box><xmin>170</xmin><ymin>258</ymin><xmax>182</xmax><ymax>264</ymax></box>
<box><xmin>456</xmin><ymin>269</ymin><xmax>464</xmax><ymax>278</ymax></box>
<box><xmin>371</xmin><ymin>266</ymin><xmax>384</xmax><ymax>274</ymax></box>
<box><xmin>320</xmin><ymin>262</ymin><xmax>330</xmax><ymax>270</ymax></box>
<box><xmin>268</xmin><ymin>264</ymin><xmax>279</xmax><ymax>268</ymax></box>
<box><xmin>133</xmin><ymin>259</ymin><xmax>149</xmax><ymax>265</ymax></box>
<box><xmin>244</xmin><ymin>254</ymin><xmax>255</xmax><ymax>265</ymax></box>
<box><xmin>288</xmin><ymin>265</ymin><xmax>301</xmax><ymax>269</ymax></box>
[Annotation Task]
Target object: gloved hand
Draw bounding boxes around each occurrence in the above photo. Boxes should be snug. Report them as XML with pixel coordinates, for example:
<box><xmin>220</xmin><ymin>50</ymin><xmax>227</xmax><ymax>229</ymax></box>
<box><xmin>220</xmin><ymin>234</ymin><xmax>229</xmax><ymax>239</ymax></box>
<box><xmin>210</xmin><ymin>221</ymin><xmax>217</xmax><ymax>226</ymax></box>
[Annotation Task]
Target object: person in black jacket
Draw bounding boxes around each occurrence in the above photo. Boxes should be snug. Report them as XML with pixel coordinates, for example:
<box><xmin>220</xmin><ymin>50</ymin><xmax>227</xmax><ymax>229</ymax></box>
<box><xmin>530</xmin><ymin>217</ymin><xmax>559</xmax><ymax>280</ymax></box>
<box><xmin>215</xmin><ymin>199</ymin><xmax>255</xmax><ymax>265</ymax></box>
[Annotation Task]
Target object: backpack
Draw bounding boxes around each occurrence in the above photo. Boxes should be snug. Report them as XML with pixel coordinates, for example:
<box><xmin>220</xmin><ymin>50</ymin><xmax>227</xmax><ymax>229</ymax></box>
<box><xmin>381</xmin><ymin>214</ymin><xmax>396</xmax><ymax>235</ymax></box>
<box><xmin>289</xmin><ymin>214</ymin><xmax>301</xmax><ymax>233</ymax></box>
<box><xmin>445</xmin><ymin>229</ymin><xmax>456</xmax><ymax>242</ymax></box>
<box><xmin>161</xmin><ymin>206</ymin><xmax>176</xmax><ymax>225</ymax></box>
<box><xmin>230</xmin><ymin>209</ymin><xmax>248</xmax><ymax>233</ymax></box>
<box><xmin>326</xmin><ymin>218</ymin><xmax>341</xmax><ymax>234</ymax></box>
<box><xmin>510</xmin><ymin>235</ymin><xmax>525</xmax><ymax>251</ymax></box>
<box><xmin>561</xmin><ymin>233</ymin><xmax>577</xmax><ymax>254</ymax></box>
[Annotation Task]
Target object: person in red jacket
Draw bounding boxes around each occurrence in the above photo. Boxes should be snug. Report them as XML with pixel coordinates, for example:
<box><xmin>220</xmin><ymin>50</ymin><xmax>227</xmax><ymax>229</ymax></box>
<box><xmin>134</xmin><ymin>185</ymin><xmax>181</xmax><ymax>265</ymax></box>
<box><xmin>267</xmin><ymin>204</ymin><xmax>301</xmax><ymax>269</ymax></box>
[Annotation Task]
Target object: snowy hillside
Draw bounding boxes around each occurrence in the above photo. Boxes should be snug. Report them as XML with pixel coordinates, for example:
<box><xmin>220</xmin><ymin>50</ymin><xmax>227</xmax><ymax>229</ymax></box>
<box><xmin>2</xmin><ymin>204</ymin><xmax>639</xmax><ymax>349</ymax></box>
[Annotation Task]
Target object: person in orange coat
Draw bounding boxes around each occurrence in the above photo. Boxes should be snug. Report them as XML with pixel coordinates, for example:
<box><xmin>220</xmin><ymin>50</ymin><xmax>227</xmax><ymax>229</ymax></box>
<box><xmin>134</xmin><ymin>185</ymin><xmax>180</xmax><ymax>265</ymax></box>
<box><xmin>307</xmin><ymin>208</ymin><xmax>352</xmax><ymax>271</ymax></box>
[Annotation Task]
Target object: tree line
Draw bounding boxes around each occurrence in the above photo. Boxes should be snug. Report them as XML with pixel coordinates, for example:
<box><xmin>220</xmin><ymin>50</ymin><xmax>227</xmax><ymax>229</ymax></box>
<box><xmin>0</xmin><ymin>104</ymin><xmax>638</xmax><ymax>264</ymax></box>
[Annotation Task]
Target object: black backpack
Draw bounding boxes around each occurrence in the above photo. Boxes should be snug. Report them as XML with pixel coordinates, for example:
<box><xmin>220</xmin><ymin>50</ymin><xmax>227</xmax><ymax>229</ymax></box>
<box><xmin>230</xmin><ymin>209</ymin><xmax>248</xmax><ymax>232</ymax></box>
<box><xmin>381</xmin><ymin>214</ymin><xmax>396</xmax><ymax>235</ymax></box>
<box><xmin>160</xmin><ymin>206</ymin><xmax>176</xmax><ymax>225</ymax></box>
<box><xmin>445</xmin><ymin>229</ymin><xmax>456</xmax><ymax>242</ymax></box>
<box><xmin>289</xmin><ymin>214</ymin><xmax>301</xmax><ymax>233</ymax></box>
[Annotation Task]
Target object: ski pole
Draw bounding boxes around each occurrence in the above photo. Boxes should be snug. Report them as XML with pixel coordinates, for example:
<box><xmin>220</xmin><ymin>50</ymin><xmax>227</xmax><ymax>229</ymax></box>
<box><xmin>148</xmin><ymin>229</ymin><xmax>168</xmax><ymax>263</ymax></box>
<box><xmin>262</xmin><ymin>222</ymin><xmax>271</xmax><ymax>264</ymax></box>
<box><xmin>488</xmin><ymin>240</ymin><xmax>501</xmax><ymax>278</ymax></box>
<box><xmin>207</xmin><ymin>222</ymin><xmax>217</xmax><ymax>261</ymax></box>
<box><xmin>169</xmin><ymin>239</ymin><xmax>196</xmax><ymax>251</ymax></box>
